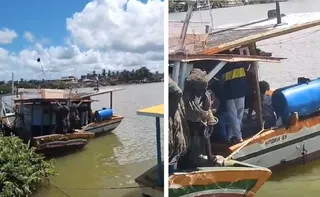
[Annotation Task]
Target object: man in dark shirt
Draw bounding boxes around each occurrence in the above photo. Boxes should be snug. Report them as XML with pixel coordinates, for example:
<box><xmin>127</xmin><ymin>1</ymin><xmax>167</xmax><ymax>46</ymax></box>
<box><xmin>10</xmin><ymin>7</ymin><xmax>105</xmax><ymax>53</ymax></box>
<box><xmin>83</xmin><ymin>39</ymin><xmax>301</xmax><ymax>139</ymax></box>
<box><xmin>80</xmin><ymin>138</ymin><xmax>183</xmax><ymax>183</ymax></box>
<box><xmin>219</xmin><ymin>61</ymin><xmax>249</xmax><ymax>143</ymax></box>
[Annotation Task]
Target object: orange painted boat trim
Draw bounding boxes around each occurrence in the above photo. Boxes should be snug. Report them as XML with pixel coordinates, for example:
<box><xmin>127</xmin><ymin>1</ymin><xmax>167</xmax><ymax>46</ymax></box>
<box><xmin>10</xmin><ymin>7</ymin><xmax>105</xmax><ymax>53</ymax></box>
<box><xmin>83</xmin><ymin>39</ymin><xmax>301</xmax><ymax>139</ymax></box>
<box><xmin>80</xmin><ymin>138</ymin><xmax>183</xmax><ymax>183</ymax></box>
<box><xmin>169</xmin><ymin>168</ymin><xmax>271</xmax><ymax>197</ymax></box>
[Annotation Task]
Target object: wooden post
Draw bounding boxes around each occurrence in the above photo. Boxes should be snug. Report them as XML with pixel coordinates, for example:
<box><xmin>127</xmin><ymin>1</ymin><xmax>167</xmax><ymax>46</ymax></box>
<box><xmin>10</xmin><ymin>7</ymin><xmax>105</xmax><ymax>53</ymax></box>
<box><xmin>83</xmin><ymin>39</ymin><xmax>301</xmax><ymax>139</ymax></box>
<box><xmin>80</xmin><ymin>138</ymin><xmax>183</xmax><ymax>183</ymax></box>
<box><xmin>110</xmin><ymin>92</ymin><xmax>113</xmax><ymax>109</ymax></box>
<box><xmin>49</xmin><ymin>104</ymin><xmax>52</xmax><ymax>134</ymax></box>
<box><xmin>172</xmin><ymin>61</ymin><xmax>180</xmax><ymax>83</ymax></box>
<box><xmin>155</xmin><ymin>117</ymin><xmax>163</xmax><ymax>185</ymax></box>
<box><xmin>249</xmin><ymin>43</ymin><xmax>263</xmax><ymax>128</ymax></box>
<box><xmin>41</xmin><ymin>105</ymin><xmax>44</xmax><ymax>136</ymax></box>
<box><xmin>31</xmin><ymin>103</ymin><xmax>34</xmax><ymax>137</ymax></box>
<box><xmin>276</xmin><ymin>1</ymin><xmax>281</xmax><ymax>25</ymax></box>
<box><xmin>179</xmin><ymin>62</ymin><xmax>188</xmax><ymax>90</ymax></box>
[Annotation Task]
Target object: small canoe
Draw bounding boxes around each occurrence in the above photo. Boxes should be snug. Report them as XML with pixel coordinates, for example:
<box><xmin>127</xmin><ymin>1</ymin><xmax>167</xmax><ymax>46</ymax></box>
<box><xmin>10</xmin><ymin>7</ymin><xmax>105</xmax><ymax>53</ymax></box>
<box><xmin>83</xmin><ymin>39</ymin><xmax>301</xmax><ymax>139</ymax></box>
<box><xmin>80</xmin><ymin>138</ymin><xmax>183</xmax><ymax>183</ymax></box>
<box><xmin>169</xmin><ymin>160</ymin><xmax>271</xmax><ymax>197</ymax></box>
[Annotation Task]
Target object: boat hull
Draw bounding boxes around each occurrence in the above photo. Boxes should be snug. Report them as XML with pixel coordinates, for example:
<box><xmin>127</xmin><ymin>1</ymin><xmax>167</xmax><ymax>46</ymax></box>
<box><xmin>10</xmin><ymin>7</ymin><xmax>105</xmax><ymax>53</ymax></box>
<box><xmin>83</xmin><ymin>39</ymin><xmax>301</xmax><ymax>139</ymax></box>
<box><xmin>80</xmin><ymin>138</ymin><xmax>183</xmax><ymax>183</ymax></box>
<box><xmin>218</xmin><ymin>115</ymin><xmax>320</xmax><ymax>170</ymax></box>
<box><xmin>169</xmin><ymin>161</ymin><xmax>271</xmax><ymax>197</ymax></box>
<box><xmin>83</xmin><ymin>115</ymin><xmax>123</xmax><ymax>136</ymax></box>
<box><xmin>32</xmin><ymin>131</ymin><xmax>94</xmax><ymax>155</ymax></box>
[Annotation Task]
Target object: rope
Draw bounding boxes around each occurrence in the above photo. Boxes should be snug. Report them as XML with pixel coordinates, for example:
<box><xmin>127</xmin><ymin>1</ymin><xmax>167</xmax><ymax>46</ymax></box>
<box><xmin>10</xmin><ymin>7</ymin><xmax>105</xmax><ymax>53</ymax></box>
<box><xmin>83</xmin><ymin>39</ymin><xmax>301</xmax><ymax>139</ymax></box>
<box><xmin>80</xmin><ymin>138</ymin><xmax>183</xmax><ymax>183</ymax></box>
<box><xmin>59</xmin><ymin>185</ymin><xmax>150</xmax><ymax>191</ymax></box>
<box><xmin>50</xmin><ymin>180</ymin><xmax>73</xmax><ymax>197</ymax></box>
<box><xmin>49</xmin><ymin>179</ymin><xmax>152</xmax><ymax>196</ymax></box>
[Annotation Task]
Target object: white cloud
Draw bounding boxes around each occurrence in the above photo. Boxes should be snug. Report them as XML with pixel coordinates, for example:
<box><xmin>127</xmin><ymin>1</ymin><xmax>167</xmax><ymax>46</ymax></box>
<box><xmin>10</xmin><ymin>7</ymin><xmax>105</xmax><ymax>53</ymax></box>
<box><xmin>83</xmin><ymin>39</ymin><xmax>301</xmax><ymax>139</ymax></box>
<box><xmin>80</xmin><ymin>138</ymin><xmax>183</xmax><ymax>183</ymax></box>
<box><xmin>23</xmin><ymin>31</ymin><xmax>34</xmax><ymax>43</ymax></box>
<box><xmin>0</xmin><ymin>28</ymin><xmax>18</xmax><ymax>44</ymax></box>
<box><xmin>0</xmin><ymin>0</ymin><xmax>163</xmax><ymax>80</ymax></box>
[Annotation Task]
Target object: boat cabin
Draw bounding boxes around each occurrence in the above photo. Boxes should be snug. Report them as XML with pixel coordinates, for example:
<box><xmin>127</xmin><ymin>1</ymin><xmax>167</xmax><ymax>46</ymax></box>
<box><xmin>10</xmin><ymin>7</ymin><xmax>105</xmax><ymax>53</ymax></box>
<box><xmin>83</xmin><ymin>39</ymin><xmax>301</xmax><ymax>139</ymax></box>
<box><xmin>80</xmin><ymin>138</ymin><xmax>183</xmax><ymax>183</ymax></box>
<box><xmin>12</xmin><ymin>88</ymin><xmax>123</xmax><ymax>141</ymax></box>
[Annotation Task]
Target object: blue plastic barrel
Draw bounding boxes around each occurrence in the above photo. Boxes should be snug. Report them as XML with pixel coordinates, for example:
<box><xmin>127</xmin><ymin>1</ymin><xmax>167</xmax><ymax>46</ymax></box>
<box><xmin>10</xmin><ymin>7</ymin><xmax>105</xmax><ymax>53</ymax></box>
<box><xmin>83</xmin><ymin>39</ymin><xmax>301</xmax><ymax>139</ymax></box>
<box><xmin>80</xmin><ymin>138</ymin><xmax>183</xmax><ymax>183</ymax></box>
<box><xmin>272</xmin><ymin>78</ymin><xmax>320</xmax><ymax>124</ymax></box>
<box><xmin>95</xmin><ymin>108</ymin><xmax>113</xmax><ymax>121</ymax></box>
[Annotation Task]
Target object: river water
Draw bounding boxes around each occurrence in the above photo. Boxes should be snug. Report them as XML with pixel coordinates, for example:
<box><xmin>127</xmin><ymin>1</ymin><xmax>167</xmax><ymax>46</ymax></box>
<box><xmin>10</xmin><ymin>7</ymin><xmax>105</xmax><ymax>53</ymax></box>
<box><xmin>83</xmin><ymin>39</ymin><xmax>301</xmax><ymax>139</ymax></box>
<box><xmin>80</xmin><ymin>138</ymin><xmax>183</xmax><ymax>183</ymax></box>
<box><xmin>170</xmin><ymin>0</ymin><xmax>320</xmax><ymax>196</ymax></box>
<box><xmin>27</xmin><ymin>82</ymin><xmax>164</xmax><ymax>197</ymax></box>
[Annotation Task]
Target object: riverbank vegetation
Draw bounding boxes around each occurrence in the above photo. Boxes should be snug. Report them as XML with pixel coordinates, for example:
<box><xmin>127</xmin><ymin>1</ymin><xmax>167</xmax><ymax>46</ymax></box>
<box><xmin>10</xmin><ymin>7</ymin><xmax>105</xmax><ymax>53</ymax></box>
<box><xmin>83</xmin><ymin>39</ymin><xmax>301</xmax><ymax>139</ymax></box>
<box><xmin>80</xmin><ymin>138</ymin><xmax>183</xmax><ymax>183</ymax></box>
<box><xmin>0</xmin><ymin>66</ymin><xmax>163</xmax><ymax>94</ymax></box>
<box><xmin>0</xmin><ymin>136</ymin><xmax>55</xmax><ymax>197</ymax></box>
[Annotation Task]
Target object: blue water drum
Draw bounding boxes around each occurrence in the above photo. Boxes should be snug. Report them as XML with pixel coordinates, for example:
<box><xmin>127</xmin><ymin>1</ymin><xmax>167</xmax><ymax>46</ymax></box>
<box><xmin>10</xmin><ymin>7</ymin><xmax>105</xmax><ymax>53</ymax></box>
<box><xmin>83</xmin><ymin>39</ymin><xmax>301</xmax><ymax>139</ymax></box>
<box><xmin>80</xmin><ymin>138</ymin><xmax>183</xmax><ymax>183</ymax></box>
<box><xmin>95</xmin><ymin>108</ymin><xmax>113</xmax><ymax>121</ymax></box>
<box><xmin>272</xmin><ymin>78</ymin><xmax>320</xmax><ymax>124</ymax></box>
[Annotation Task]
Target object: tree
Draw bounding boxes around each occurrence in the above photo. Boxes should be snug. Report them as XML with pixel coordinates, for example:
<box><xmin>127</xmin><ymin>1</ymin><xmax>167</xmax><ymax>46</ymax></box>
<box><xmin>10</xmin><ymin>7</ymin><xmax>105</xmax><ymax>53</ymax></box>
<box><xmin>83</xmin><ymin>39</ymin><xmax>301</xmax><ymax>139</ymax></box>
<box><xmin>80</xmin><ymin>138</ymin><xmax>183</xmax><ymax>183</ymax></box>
<box><xmin>102</xmin><ymin>69</ymin><xmax>106</xmax><ymax>77</ymax></box>
<box><xmin>108</xmin><ymin>70</ymin><xmax>111</xmax><ymax>77</ymax></box>
<box><xmin>92</xmin><ymin>70</ymin><xmax>96</xmax><ymax>77</ymax></box>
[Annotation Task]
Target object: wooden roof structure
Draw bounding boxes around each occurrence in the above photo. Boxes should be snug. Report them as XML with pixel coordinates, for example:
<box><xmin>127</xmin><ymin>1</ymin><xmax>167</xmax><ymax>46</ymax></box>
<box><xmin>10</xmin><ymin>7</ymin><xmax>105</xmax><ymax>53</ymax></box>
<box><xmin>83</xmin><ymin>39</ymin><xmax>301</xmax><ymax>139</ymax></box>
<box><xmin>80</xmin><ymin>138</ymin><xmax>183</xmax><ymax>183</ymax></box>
<box><xmin>169</xmin><ymin>12</ymin><xmax>320</xmax><ymax>56</ymax></box>
<box><xmin>169</xmin><ymin>53</ymin><xmax>286</xmax><ymax>63</ymax></box>
<box><xmin>13</xmin><ymin>87</ymin><xmax>124</xmax><ymax>103</ymax></box>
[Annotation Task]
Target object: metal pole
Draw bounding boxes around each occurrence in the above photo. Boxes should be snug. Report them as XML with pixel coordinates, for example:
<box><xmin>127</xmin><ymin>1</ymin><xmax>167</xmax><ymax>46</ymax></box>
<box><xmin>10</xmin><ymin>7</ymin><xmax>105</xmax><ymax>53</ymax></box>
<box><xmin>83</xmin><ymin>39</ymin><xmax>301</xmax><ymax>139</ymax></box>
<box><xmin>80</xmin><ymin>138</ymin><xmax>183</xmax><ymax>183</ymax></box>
<box><xmin>156</xmin><ymin>117</ymin><xmax>163</xmax><ymax>185</ymax></box>
<box><xmin>179</xmin><ymin>0</ymin><xmax>197</xmax><ymax>50</ymax></box>
<box><xmin>276</xmin><ymin>1</ymin><xmax>281</xmax><ymax>25</ymax></box>
<box><xmin>11</xmin><ymin>72</ymin><xmax>14</xmax><ymax>94</ymax></box>
<box><xmin>110</xmin><ymin>92</ymin><xmax>113</xmax><ymax>109</ymax></box>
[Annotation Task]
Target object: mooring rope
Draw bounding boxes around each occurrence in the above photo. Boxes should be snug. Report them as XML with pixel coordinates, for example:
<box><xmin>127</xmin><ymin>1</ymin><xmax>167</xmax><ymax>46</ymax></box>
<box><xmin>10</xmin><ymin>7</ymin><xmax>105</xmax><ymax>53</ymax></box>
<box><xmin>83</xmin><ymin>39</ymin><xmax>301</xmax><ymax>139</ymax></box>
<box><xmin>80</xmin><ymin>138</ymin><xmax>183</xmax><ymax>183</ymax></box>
<box><xmin>49</xmin><ymin>180</ymin><xmax>153</xmax><ymax>197</ymax></box>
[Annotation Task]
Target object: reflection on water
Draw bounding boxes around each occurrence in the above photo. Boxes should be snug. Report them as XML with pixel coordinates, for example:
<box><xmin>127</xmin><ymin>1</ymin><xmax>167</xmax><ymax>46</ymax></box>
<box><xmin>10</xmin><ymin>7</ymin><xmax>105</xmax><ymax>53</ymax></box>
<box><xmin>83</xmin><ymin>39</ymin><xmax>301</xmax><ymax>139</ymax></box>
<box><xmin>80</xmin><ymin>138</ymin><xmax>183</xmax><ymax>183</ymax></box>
<box><xmin>170</xmin><ymin>0</ymin><xmax>320</xmax><ymax>196</ymax></box>
<box><xmin>26</xmin><ymin>82</ymin><xmax>164</xmax><ymax>197</ymax></box>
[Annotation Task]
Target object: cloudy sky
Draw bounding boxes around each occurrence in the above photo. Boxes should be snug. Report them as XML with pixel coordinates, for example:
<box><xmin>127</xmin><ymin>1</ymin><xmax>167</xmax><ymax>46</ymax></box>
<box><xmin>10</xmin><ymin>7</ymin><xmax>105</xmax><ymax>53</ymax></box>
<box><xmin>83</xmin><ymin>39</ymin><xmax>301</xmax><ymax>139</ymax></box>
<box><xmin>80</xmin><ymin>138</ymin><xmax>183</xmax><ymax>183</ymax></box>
<box><xmin>0</xmin><ymin>0</ymin><xmax>164</xmax><ymax>81</ymax></box>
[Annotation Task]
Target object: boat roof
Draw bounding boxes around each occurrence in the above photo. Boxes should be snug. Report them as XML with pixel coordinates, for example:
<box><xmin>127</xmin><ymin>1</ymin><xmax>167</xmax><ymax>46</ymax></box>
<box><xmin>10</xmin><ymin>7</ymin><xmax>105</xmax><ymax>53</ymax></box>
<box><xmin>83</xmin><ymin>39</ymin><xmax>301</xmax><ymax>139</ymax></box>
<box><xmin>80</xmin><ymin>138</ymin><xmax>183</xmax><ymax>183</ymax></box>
<box><xmin>137</xmin><ymin>104</ymin><xmax>164</xmax><ymax>118</ymax></box>
<box><xmin>169</xmin><ymin>12</ymin><xmax>320</xmax><ymax>55</ymax></box>
<box><xmin>77</xmin><ymin>87</ymin><xmax>124</xmax><ymax>98</ymax></box>
<box><xmin>13</xmin><ymin>87</ymin><xmax>124</xmax><ymax>103</ymax></box>
<box><xmin>169</xmin><ymin>53</ymin><xmax>286</xmax><ymax>63</ymax></box>
<box><xmin>14</xmin><ymin>99</ymin><xmax>95</xmax><ymax>104</ymax></box>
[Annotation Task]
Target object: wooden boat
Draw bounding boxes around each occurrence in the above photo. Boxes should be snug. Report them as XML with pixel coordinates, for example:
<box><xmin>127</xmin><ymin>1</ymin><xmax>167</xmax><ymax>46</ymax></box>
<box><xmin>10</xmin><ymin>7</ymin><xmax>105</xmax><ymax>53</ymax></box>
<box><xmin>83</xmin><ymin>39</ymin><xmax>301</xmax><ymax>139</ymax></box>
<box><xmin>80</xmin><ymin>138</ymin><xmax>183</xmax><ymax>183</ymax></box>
<box><xmin>169</xmin><ymin>1</ymin><xmax>320</xmax><ymax>171</ymax></box>
<box><xmin>135</xmin><ymin>104</ymin><xmax>164</xmax><ymax>197</ymax></box>
<box><xmin>75</xmin><ymin>88</ymin><xmax>124</xmax><ymax>135</ymax></box>
<box><xmin>1</xmin><ymin>87</ymin><xmax>124</xmax><ymax>154</ymax></box>
<box><xmin>169</xmin><ymin>160</ymin><xmax>271</xmax><ymax>197</ymax></box>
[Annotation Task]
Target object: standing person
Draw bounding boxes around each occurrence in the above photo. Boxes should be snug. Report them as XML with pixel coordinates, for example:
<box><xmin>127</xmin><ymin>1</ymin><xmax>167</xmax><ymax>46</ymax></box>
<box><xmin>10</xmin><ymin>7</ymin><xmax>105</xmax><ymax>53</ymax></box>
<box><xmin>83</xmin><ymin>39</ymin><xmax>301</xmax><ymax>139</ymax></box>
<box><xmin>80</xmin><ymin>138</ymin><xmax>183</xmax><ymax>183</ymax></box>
<box><xmin>220</xmin><ymin>61</ymin><xmax>249</xmax><ymax>143</ymax></box>
<box><xmin>182</xmin><ymin>68</ymin><xmax>220</xmax><ymax>167</ymax></box>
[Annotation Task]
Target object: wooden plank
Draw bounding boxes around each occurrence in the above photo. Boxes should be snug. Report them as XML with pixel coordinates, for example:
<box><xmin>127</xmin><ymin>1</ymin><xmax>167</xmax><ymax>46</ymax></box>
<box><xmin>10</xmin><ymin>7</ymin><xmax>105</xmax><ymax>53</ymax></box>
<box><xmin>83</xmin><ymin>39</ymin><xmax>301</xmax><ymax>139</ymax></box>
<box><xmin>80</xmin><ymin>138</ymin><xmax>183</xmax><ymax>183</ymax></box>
<box><xmin>169</xmin><ymin>53</ymin><xmax>285</xmax><ymax>63</ymax></box>
<box><xmin>249</xmin><ymin>43</ymin><xmax>263</xmax><ymax>129</ymax></box>
<box><xmin>200</xmin><ymin>19</ymin><xmax>320</xmax><ymax>54</ymax></box>
<box><xmin>78</xmin><ymin>87</ymin><xmax>125</xmax><ymax>98</ymax></box>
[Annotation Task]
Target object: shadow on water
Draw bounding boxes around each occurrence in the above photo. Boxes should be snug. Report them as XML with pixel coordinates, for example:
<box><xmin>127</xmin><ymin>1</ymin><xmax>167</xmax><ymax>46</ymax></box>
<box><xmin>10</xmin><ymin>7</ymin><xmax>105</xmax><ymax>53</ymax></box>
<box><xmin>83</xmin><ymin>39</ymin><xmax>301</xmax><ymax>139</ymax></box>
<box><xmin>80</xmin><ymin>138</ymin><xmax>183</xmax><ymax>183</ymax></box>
<box><xmin>42</xmin><ymin>147</ymin><xmax>87</xmax><ymax>159</ymax></box>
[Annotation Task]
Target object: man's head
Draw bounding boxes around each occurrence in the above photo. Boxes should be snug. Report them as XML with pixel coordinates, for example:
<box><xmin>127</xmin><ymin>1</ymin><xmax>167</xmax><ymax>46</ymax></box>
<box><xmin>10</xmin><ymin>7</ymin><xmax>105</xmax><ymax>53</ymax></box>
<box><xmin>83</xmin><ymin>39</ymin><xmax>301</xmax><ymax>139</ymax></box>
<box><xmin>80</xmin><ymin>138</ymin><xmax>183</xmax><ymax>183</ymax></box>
<box><xmin>259</xmin><ymin>80</ymin><xmax>270</xmax><ymax>95</ymax></box>
<box><xmin>184</xmin><ymin>68</ymin><xmax>208</xmax><ymax>97</ymax></box>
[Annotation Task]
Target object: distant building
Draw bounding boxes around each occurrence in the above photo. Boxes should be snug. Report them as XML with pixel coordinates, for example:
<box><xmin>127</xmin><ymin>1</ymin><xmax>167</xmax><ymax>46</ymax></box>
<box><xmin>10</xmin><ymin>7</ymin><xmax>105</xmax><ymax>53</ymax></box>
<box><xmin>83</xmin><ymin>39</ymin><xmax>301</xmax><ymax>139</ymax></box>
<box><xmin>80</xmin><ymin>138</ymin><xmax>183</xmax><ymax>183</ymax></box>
<box><xmin>60</xmin><ymin>76</ymin><xmax>78</xmax><ymax>84</ymax></box>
